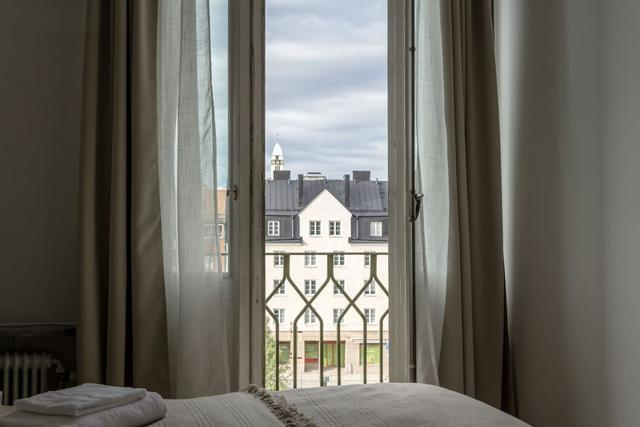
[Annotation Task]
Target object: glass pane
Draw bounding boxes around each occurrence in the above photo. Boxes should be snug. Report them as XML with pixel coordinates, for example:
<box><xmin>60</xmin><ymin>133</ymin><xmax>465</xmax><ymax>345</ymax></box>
<box><xmin>264</xmin><ymin>0</ymin><xmax>389</xmax><ymax>390</ymax></box>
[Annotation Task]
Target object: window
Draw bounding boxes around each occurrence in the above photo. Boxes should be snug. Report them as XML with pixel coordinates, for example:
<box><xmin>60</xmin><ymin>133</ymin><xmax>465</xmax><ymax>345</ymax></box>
<box><xmin>304</xmin><ymin>252</ymin><xmax>316</xmax><ymax>267</ymax></box>
<box><xmin>364</xmin><ymin>254</ymin><xmax>371</xmax><ymax>267</ymax></box>
<box><xmin>267</xmin><ymin>220</ymin><xmax>280</xmax><ymax>236</ymax></box>
<box><xmin>278</xmin><ymin>341</ymin><xmax>290</xmax><ymax>365</ymax></box>
<box><xmin>329</xmin><ymin>220</ymin><xmax>341</xmax><ymax>236</ymax></box>
<box><xmin>364</xmin><ymin>308</ymin><xmax>376</xmax><ymax>324</ymax></box>
<box><xmin>359</xmin><ymin>344</ymin><xmax>381</xmax><ymax>365</ymax></box>
<box><xmin>364</xmin><ymin>281</ymin><xmax>376</xmax><ymax>295</ymax></box>
<box><xmin>304</xmin><ymin>341</ymin><xmax>319</xmax><ymax>371</ymax></box>
<box><xmin>333</xmin><ymin>280</ymin><xmax>345</xmax><ymax>295</ymax></box>
<box><xmin>304</xmin><ymin>309</ymin><xmax>317</xmax><ymax>324</ymax></box>
<box><xmin>273</xmin><ymin>308</ymin><xmax>285</xmax><ymax>324</ymax></box>
<box><xmin>304</xmin><ymin>280</ymin><xmax>317</xmax><ymax>295</ymax></box>
<box><xmin>309</xmin><ymin>220</ymin><xmax>321</xmax><ymax>236</ymax></box>
<box><xmin>333</xmin><ymin>308</ymin><xmax>345</xmax><ymax>324</ymax></box>
<box><xmin>217</xmin><ymin>223</ymin><xmax>225</xmax><ymax>239</ymax></box>
<box><xmin>333</xmin><ymin>253</ymin><xmax>345</xmax><ymax>267</ymax></box>
<box><xmin>323</xmin><ymin>341</ymin><xmax>345</xmax><ymax>368</ymax></box>
<box><xmin>370</xmin><ymin>221</ymin><xmax>383</xmax><ymax>237</ymax></box>
<box><xmin>273</xmin><ymin>253</ymin><xmax>284</xmax><ymax>267</ymax></box>
<box><xmin>273</xmin><ymin>279</ymin><xmax>285</xmax><ymax>295</ymax></box>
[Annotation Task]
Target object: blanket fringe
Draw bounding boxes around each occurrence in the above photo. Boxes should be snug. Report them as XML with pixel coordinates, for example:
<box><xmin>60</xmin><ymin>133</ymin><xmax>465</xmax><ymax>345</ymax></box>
<box><xmin>243</xmin><ymin>385</ymin><xmax>317</xmax><ymax>427</ymax></box>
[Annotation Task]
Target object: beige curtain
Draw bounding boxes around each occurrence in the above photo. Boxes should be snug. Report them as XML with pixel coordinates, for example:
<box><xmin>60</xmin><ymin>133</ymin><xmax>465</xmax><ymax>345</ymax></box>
<box><xmin>78</xmin><ymin>0</ymin><xmax>170</xmax><ymax>396</ymax></box>
<box><xmin>415</xmin><ymin>0</ymin><xmax>514</xmax><ymax>412</ymax></box>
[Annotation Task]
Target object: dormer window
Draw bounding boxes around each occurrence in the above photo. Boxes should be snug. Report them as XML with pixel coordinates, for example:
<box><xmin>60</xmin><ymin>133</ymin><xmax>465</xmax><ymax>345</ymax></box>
<box><xmin>370</xmin><ymin>221</ymin><xmax>383</xmax><ymax>237</ymax></box>
<box><xmin>267</xmin><ymin>220</ymin><xmax>280</xmax><ymax>236</ymax></box>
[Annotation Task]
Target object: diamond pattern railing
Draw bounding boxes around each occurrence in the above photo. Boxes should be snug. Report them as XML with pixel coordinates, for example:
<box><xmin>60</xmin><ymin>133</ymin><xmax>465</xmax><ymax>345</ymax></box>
<box><xmin>265</xmin><ymin>252</ymin><xmax>388</xmax><ymax>391</ymax></box>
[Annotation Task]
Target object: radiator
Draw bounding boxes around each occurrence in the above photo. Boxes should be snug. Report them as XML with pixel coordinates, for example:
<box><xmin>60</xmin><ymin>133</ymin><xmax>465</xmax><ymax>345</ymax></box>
<box><xmin>0</xmin><ymin>353</ymin><xmax>65</xmax><ymax>405</ymax></box>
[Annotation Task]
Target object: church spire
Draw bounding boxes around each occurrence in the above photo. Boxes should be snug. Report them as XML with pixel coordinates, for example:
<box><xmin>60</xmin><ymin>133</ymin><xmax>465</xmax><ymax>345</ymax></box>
<box><xmin>270</xmin><ymin>138</ymin><xmax>284</xmax><ymax>179</ymax></box>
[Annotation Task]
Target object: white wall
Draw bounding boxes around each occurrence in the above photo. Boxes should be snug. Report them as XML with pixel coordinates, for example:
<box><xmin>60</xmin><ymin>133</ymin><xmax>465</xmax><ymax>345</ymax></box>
<box><xmin>0</xmin><ymin>0</ymin><xmax>86</xmax><ymax>324</ymax></box>
<box><xmin>497</xmin><ymin>0</ymin><xmax>640</xmax><ymax>425</ymax></box>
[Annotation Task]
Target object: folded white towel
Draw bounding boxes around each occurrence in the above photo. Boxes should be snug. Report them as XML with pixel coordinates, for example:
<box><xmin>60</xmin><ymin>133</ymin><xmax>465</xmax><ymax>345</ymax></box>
<box><xmin>0</xmin><ymin>391</ymin><xmax>167</xmax><ymax>427</ymax></box>
<box><xmin>13</xmin><ymin>383</ymin><xmax>146</xmax><ymax>416</ymax></box>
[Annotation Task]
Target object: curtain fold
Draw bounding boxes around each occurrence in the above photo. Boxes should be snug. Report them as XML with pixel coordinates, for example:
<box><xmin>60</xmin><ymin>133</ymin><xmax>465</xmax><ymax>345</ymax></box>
<box><xmin>415</xmin><ymin>0</ymin><xmax>513</xmax><ymax>410</ymax></box>
<box><xmin>78</xmin><ymin>0</ymin><xmax>170</xmax><ymax>396</ymax></box>
<box><xmin>157</xmin><ymin>0</ymin><xmax>235</xmax><ymax>399</ymax></box>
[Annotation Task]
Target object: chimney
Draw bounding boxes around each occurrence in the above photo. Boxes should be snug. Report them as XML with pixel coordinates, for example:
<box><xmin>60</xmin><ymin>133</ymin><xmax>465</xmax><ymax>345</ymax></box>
<box><xmin>274</xmin><ymin>170</ymin><xmax>291</xmax><ymax>180</ymax></box>
<box><xmin>344</xmin><ymin>174</ymin><xmax>351</xmax><ymax>207</ymax></box>
<box><xmin>353</xmin><ymin>170</ymin><xmax>371</xmax><ymax>183</ymax></box>
<box><xmin>298</xmin><ymin>174</ymin><xmax>304</xmax><ymax>208</ymax></box>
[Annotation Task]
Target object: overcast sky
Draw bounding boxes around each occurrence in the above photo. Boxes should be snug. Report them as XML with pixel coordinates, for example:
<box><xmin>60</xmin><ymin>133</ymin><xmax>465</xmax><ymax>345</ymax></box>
<box><xmin>265</xmin><ymin>0</ymin><xmax>388</xmax><ymax>181</ymax></box>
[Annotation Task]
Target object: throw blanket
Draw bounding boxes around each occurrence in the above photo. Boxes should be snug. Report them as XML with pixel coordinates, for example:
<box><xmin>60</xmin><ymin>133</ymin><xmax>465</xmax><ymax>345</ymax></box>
<box><xmin>0</xmin><ymin>392</ymin><xmax>166</xmax><ymax>427</ymax></box>
<box><xmin>154</xmin><ymin>383</ymin><xmax>528</xmax><ymax>426</ymax></box>
<box><xmin>13</xmin><ymin>383</ymin><xmax>146</xmax><ymax>416</ymax></box>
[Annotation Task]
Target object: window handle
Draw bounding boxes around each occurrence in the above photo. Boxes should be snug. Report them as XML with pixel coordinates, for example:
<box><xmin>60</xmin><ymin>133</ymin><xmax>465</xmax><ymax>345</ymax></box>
<box><xmin>410</xmin><ymin>191</ymin><xmax>423</xmax><ymax>222</ymax></box>
<box><xmin>227</xmin><ymin>185</ymin><xmax>238</xmax><ymax>201</ymax></box>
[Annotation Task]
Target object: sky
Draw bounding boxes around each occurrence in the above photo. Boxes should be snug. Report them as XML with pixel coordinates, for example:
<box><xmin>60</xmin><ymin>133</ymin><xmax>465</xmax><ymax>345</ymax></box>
<box><xmin>265</xmin><ymin>0</ymin><xmax>388</xmax><ymax>181</ymax></box>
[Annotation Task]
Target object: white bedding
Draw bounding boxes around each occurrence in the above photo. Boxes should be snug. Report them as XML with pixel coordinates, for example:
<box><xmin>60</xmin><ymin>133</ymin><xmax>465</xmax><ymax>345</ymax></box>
<box><xmin>153</xmin><ymin>383</ymin><xmax>528</xmax><ymax>426</ymax></box>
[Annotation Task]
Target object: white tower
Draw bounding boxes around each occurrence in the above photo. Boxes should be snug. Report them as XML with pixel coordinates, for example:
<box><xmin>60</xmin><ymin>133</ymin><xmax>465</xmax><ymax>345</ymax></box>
<box><xmin>270</xmin><ymin>142</ymin><xmax>284</xmax><ymax>179</ymax></box>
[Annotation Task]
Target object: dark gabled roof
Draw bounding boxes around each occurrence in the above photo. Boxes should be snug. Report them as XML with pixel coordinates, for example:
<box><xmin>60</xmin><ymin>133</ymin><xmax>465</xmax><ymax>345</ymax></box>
<box><xmin>266</xmin><ymin>178</ymin><xmax>388</xmax><ymax>215</ymax></box>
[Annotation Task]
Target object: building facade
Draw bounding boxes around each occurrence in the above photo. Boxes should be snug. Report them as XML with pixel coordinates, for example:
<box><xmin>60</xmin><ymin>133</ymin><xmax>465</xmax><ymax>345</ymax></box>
<box><xmin>265</xmin><ymin>145</ymin><xmax>389</xmax><ymax>389</ymax></box>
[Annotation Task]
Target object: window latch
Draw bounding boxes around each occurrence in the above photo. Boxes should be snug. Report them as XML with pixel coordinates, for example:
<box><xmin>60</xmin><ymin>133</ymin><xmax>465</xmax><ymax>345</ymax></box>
<box><xmin>410</xmin><ymin>191</ymin><xmax>423</xmax><ymax>222</ymax></box>
<box><xmin>227</xmin><ymin>185</ymin><xmax>238</xmax><ymax>201</ymax></box>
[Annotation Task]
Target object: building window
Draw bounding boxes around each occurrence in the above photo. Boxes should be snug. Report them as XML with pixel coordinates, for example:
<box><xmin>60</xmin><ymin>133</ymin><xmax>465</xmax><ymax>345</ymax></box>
<box><xmin>333</xmin><ymin>253</ymin><xmax>345</xmax><ymax>267</ymax></box>
<box><xmin>273</xmin><ymin>253</ymin><xmax>285</xmax><ymax>267</ymax></box>
<box><xmin>309</xmin><ymin>220</ymin><xmax>321</xmax><ymax>236</ymax></box>
<box><xmin>364</xmin><ymin>280</ymin><xmax>376</xmax><ymax>295</ymax></box>
<box><xmin>359</xmin><ymin>344</ymin><xmax>381</xmax><ymax>365</ymax></box>
<box><xmin>304</xmin><ymin>252</ymin><xmax>317</xmax><ymax>267</ymax></box>
<box><xmin>217</xmin><ymin>224</ymin><xmax>225</xmax><ymax>239</ymax></box>
<box><xmin>273</xmin><ymin>279</ymin><xmax>285</xmax><ymax>295</ymax></box>
<box><xmin>304</xmin><ymin>280</ymin><xmax>317</xmax><ymax>295</ymax></box>
<box><xmin>267</xmin><ymin>220</ymin><xmax>280</xmax><ymax>236</ymax></box>
<box><xmin>370</xmin><ymin>221</ymin><xmax>383</xmax><ymax>237</ymax></box>
<box><xmin>329</xmin><ymin>220</ymin><xmax>341</xmax><ymax>236</ymax></box>
<box><xmin>364</xmin><ymin>254</ymin><xmax>371</xmax><ymax>267</ymax></box>
<box><xmin>364</xmin><ymin>308</ymin><xmax>376</xmax><ymax>324</ymax></box>
<box><xmin>278</xmin><ymin>341</ymin><xmax>290</xmax><ymax>365</ymax></box>
<box><xmin>304</xmin><ymin>309</ymin><xmax>317</xmax><ymax>324</ymax></box>
<box><xmin>333</xmin><ymin>280</ymin><xmax>345</xmax><ymax>295</ymax></box>
<box><xmin>273</xmin><ymin>308</ymin><xmax>285</xmax><ymax>324</ymax></box>
<box><xmin>333</xmin><ymin>308</ymin><xmax>345</xmax><ymax>324</ymax></box>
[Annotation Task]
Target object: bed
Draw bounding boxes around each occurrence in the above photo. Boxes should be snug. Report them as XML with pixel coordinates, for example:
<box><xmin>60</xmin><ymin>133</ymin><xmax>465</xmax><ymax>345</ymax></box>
<box><xmin>152</xmin><ymin>383</ymin><xmax>528</xmax><ymax>426</ymax></box>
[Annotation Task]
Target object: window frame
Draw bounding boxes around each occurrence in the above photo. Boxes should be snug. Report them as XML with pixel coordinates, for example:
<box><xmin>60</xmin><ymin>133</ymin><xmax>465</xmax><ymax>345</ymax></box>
<box><xmin>304</xmin><ymin>252</ymin><xmax>317</xmax><ymax>267</ymax></box>
<box><xmin>333</xmin><ymin>279</ymin><xmax>345</xmax><ymax>295</ymax></box>
<box><xmin>273</xmin><ymin>279</ymin><xmax>286</xmax><ymax>295</ymax></box>
<box><xmin>329</xmin><ymin>220</ymin><xmax>341</xmax><ymax>236</ymax></box>
<box><xmin>309</xmin><ymin>220</ymin><xmax>321</xmax><ymax>236</ymax></box>
<box><xmin>304</xmin><ymin>279</ymin><xmax>317</xmax><ymax>295</ymax></box>
<box><xmin>364</xmin><ymin>308</ymin><xmax>376</xmax><ymax>324</ymax></box>
<box><xmin>304</xmin><ymin>309</ymin><xmax>317</xmax><ymax>324</ymax></box>
<box><xmin>370</xmin><ymin>221</ymin><xmax>383</xmax><ymax>237</ymax></box>
<box><xmin>267</xmin><ymin>220</ymin><xmax>280</xmax><ymax>236</ymax></box>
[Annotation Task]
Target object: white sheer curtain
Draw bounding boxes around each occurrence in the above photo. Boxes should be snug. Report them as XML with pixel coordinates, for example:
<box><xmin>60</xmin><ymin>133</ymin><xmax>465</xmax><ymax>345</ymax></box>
<box><xmin>414</xmin><ymin>0</ymin><xmax>448</xmax><ymax>386</ymax></box>
<box><xmin>157</xmin><ymin>0</ymin><xmax>234</xmax><ymax>398</ymax></box>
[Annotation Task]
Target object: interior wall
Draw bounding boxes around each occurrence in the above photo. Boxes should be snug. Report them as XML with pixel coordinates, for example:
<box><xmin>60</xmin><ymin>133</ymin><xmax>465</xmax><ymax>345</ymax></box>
<box><xmin>496</xmin><ymin>0</ymin><xmax>605</xmax><ymax>425</ymax></box>
<box><xmin>0</xmin><ymin>0</ymin><xmax>86</xmax><ymax>325</ymax></box>
<box><xmin>601</xmin><ymin>1</ymin><xmax>640</xmax><ymax>425</ymax></box>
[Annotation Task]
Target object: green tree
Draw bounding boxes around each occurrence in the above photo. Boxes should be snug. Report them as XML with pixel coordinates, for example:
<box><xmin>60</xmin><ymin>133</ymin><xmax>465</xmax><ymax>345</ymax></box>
<box><xmin>265</xmin><ymin>321</ymin><xmax>291</xmax><ymax>390</ymax></box>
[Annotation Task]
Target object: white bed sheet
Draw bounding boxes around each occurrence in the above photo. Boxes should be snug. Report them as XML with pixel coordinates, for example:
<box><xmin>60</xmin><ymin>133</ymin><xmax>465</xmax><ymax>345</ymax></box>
<box><xmin>154</xmin><ymin>383</ymin><xmax>528</xmax><ymax>426</ymax></box>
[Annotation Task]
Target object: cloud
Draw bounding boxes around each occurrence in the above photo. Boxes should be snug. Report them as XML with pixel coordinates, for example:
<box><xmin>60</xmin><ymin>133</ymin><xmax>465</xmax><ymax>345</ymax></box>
<box><xmin>266</xmin><ymin>0</ymin><xmax>388</xmax><ymax>180</ymax></box>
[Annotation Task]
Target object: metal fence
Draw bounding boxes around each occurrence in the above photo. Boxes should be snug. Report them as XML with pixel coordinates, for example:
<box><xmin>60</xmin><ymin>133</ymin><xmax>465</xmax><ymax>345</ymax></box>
<box><xmin>265</xmin><ymin>252</ymin><xmax>389</xmax><ymax>390</ymax></box>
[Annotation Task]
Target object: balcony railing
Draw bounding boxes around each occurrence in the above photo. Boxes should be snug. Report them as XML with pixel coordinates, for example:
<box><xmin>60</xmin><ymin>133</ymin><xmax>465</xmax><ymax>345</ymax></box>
<box><xmin>265</xmin><ymin>252</ymin><xmax>389</xmax><ymax>391</ymax></box>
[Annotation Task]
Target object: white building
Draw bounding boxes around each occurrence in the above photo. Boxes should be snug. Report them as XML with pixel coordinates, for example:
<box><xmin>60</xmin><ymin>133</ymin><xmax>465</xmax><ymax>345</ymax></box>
<box><xmin>265</xmin><ymin>144</ymin><xmax>389</xmax><ymax>389</ymax></box>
